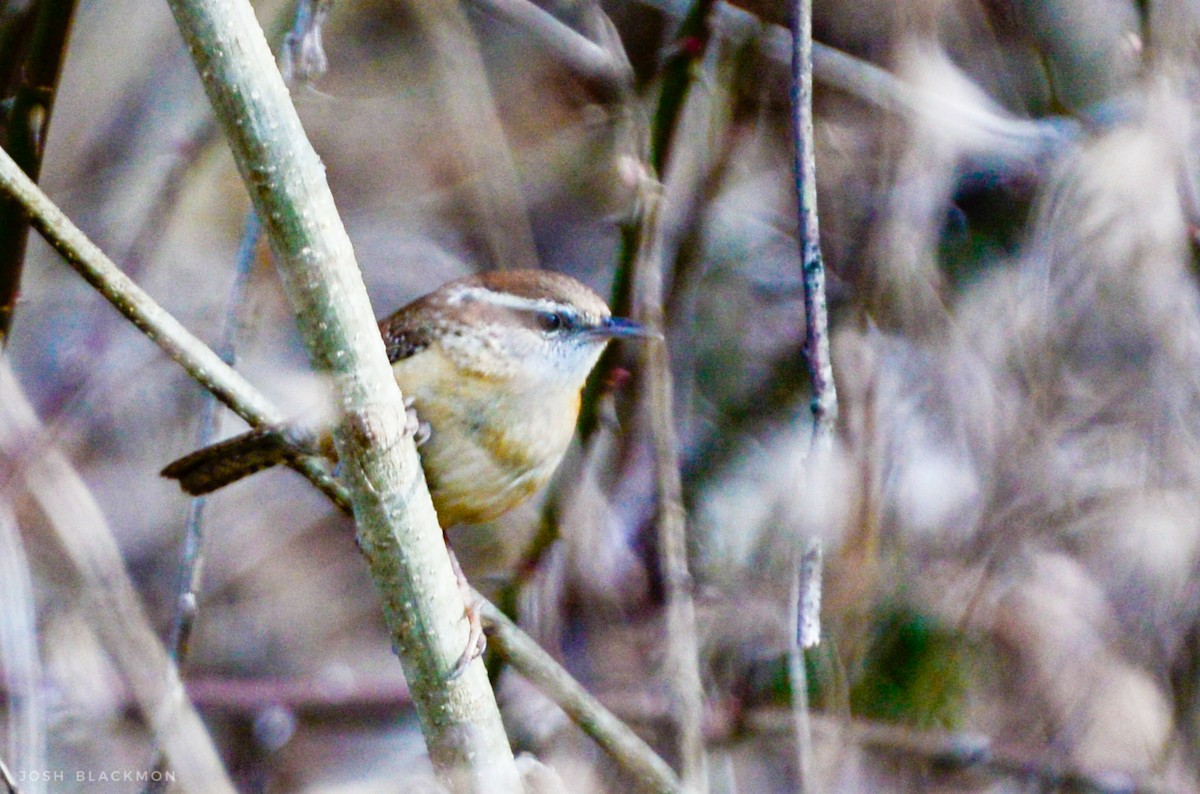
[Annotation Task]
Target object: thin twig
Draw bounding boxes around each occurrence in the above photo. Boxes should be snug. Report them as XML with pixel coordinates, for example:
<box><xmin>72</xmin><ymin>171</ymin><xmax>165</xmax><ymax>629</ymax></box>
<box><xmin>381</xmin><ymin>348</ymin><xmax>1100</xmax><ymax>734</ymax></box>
<box><xmin>0</xmin><ymin>361</ymin><xmax>236</xmax><ymax>793</ymax></box>
<box><xmin>0</xmin><ymin>143</ymin><xmax>351</xmax><ymax>513</ymax></box>
<box><xmin>650</xmin><ymin>0</ymin><xmax>716</xmax><ymax>176</ymax></box>
<box><xmin>790</xmin><ymin>0</ymin><xmax>836</xmax><ymax>447</ymax></box>
<box><xmin>786</xmin><ymin>538</ymin><xmax>822</xmax><ymax>794</ymax></box>
<box><xmin>0</xmin><ymin>0</ymin><xmax>79</xmax><ymax>343</ymax></box>
<box><xmin>166</xmin><ymin>212</ymin><xmax>260</xmax><ymax>667</ymax></box>
<box><xmin>796</xmin><ymin>539</ymin><xmax>823</xmax><ymax>651</ymax></box>
<box><xmin>481</xmin><ymin>600</ymin><xmax>684</xmax><ymax>794</ymax></box>
<box><xmin>788</xmin><ymin>0</ymin><xmax>831</xmax><ymax>790</ymax></box>
<box><xmin>468</xmin><ymin>0</ymin><xmax>631</xmax><ymax>100</ymax></box>
<box><xmin>279</xmin><ymin>0</ymin><xmax>331</xmax><ymax>87</ymax></box>
<box><xmin>631</xmin><ymin>175</ymin><xmax>709</xmax><ymax>793</ymax></box>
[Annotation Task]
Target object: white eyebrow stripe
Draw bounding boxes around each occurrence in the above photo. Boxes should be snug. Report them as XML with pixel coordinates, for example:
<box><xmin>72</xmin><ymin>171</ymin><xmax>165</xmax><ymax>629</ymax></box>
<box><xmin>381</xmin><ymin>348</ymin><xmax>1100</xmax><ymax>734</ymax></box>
<box><xmin>447</xmin><ymin>286</ymin><xmax>566</xmax><ymax>314</ymax></box>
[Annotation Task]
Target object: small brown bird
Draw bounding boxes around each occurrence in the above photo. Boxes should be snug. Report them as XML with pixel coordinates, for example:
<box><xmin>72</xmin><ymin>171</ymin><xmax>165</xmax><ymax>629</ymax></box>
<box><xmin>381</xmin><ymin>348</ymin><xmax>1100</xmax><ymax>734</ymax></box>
<box><xmin>163</xmin><ymin>267</ymin><xmax>648</xmax><ymax>529</ymax></box>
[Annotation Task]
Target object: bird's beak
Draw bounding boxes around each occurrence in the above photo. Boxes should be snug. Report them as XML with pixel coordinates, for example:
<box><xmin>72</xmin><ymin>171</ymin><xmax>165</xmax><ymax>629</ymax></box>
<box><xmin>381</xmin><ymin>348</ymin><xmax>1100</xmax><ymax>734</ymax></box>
<box><xmin>587</xmin><ymin>316</ymin><xmax>661</xmax><ymax>340</ymax></box>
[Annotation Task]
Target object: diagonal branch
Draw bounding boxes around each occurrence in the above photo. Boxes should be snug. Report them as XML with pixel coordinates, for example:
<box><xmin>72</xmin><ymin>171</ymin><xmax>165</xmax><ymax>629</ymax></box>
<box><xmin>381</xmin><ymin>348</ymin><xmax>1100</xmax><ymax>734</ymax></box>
<box><xmin>0</xmin><ymin>143</ymin><xmax>350</xmax><ymax>512</ymax></box>
<box><xmin>468</xmin><ymin>0</ymin><xmax>632</xmax><ymax>101</ymax></box>
<box><xmin>0</xmin><ymin>360</ymin><xmax>236</xmax><ymax>793</ymax></box>
<box><xmin>482</xmin><ymin>601</ymin><xmax>683</xmax><ymax>793</ymax></box>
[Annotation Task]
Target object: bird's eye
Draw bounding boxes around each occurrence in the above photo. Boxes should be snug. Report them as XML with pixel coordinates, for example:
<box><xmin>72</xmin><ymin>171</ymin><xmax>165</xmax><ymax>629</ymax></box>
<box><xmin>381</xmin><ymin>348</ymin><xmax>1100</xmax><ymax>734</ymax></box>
<box><xmin>536</xmin><ymin>311</ymin><xmax>566</xmax><ymax>333</ymax></box>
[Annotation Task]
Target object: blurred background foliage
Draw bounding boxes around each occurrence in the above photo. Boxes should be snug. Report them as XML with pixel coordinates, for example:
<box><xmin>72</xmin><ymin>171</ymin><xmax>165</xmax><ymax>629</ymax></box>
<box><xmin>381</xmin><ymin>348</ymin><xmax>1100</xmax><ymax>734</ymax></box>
<box><xmin>3</xmin><ymin>0</ymin><xmax>1200</xmax><ymax>791</ymax></box>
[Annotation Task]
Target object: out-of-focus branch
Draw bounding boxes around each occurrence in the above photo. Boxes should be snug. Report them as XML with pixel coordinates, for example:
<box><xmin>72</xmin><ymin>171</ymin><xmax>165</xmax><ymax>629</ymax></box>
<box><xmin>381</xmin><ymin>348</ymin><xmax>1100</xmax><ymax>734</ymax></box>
<box><xmin>591</xmin><ymin>7</ymin><xmax>718</xmax><ymax>789</ymax></box>
<box><xmin>469</xmin><ymin>0</ymin><xmax>632</xmax><ymax>100</ymax></box>
<box><xmin>279</xmin><ymin>0</ymin><xmax>331</xmax><ymax>88</ymax></box>
<box><xmin>164</xmin><ymin>0</ymin><xmax>521</xmax><ymax>787</ymax></box>
<box><xmin>407</xmin><ymin>0</ymin><xmax>540</xmax><ymax>272</ymax></box>
<box><xmin>631</xmin><ymin>0</ymin><xmax>1083</xmax><ymax>179</ymax></box>
<box><xmin>185</xmin><ymin>674</ymin><xmax>411</xmax><ymax>718</ymax></box>
<box><xmin>630</xmin><ymin>174</ymin><xmax>709</xmax><ymax>793</ymax></box>
<box><xmin>0</xmin><ymin>752</ymin><xmax>18</xmax><ymax>794</ymax></box>
<box><xmin>0</xmin><ymin>503</ymin><xmax>43</xmax><ymax>793</ymax></box>
<box><xmin>0</xmin><ymin>361</ymin><xmax>236</xmax><ymax>793</ymax></box>
<box><xmin>0</xmin><ymin>0</ymin><xmax>79</xmax><ymax>343</ymax></box>
<box><xmin>746</xmin><ymin>709</ymin><xmax>1162</xmax><ymax>794</ymax></box>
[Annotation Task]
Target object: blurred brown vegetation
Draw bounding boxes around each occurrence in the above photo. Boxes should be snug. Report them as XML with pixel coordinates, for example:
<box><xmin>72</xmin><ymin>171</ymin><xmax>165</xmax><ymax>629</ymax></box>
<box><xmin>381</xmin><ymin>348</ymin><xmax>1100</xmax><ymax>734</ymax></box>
<box><xmin>4</xmin><ymin>0</ymin><xmax>1200</xmax><ymax>791</ymax></box>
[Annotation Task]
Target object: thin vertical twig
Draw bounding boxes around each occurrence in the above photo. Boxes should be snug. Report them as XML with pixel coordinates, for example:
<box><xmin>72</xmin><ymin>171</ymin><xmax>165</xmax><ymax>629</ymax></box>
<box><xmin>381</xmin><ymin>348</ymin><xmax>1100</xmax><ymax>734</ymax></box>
<box><xmin>165</xmin><ymin>213</ymin><xmax>260</xmax><ymax>667</ymax></box>
<box><xmin>632</xmin><ymin>175</ymin><xmax>710</xmax><ymax>794</ymax></box>
<box><xmin>787</xmin><ymin>538</ymin><xmax>823</xmax><ymax>793</ymax></box>
<box><xmin>789</xmin><ymin>0</ymin><xmax>833</xmax><ymax>790</ymax></box>
<box><xmin>796</xmin><ymin>540</ymin><xmax>824</xmax><ymax>651</ymax></box>
<box><xmin>790</xmin><ymin>0</ymin><xmax>837</xmax><ymax>447</ymax></box>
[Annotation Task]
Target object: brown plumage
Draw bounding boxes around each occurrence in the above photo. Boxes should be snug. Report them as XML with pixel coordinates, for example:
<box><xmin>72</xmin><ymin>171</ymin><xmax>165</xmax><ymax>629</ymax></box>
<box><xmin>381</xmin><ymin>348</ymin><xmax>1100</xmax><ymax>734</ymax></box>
<box><xmin>163</xmin><ymin>269</ymin><xmax>649</xmax><ymax>528</ymax></box>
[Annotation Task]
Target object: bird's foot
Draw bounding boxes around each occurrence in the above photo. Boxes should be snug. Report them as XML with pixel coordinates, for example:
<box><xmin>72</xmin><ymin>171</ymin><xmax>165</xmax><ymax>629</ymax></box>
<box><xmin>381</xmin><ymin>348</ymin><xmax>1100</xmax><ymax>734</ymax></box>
<box><xmin>404</xmin><ymin>396</ymin><xmax>431</xmax><ymax>447</ymax></box>
<box><xmin>446</xmin><ymin>543</ymin><xmax>486</xmax><ymax>680</ymax></box>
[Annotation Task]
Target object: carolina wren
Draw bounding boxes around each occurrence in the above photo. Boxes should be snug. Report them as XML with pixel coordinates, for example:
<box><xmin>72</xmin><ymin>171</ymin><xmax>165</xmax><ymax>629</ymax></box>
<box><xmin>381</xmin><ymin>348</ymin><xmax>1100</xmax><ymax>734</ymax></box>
<box><xmin>162</xmin><ymin>269</ymin><xmax>649</xmax><ymax>528</ymax></box>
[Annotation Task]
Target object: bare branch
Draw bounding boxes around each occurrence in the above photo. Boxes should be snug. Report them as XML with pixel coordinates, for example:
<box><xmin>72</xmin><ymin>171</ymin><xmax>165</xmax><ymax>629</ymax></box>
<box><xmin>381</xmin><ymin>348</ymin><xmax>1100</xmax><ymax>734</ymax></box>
<box><xmin>0</xmin><ymin>143</ymin><xmax>350</xmax><ymax>512</ymax></box>
<box><xmin>0</xmin><ymin>752</ymin><xmax>19</xmax><ymax>794</ymax></box>
<box><xmin>0</xmin><ymin>504</ymin><xmax>42</xmax><ymax>793</ymax></box>
<box><xmin>469</xmin><ymin>0</ymin><xmax>632</xmax><ymax>100</ymax></box>
<box><xmin>481</xmin><ymin>600</ymin><xmax>684</xmax><ymax>794</ymax></box>
<box><xmin>790</xmin><ymin>0</ymin><xmax>836</xmax><ymax>446</ymax></box>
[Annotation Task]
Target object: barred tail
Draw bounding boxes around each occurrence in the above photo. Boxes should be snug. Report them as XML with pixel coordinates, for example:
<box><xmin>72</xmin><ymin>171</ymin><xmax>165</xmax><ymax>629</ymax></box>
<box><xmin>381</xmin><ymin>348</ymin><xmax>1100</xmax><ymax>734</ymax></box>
<box><xmin>161</xmin><ymin>426</ymin><xmax>310</xmax><ymax>495</ymax></box>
